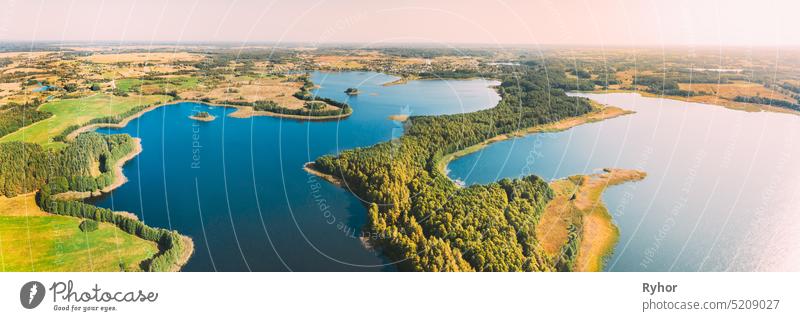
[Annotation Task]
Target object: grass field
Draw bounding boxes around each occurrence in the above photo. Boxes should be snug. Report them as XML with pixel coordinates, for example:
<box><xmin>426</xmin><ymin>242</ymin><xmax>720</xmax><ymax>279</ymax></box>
<box><xmin>0</xmin><ymin>194</ymin><xmax>157</xmax><ymax>271</ymax></box>
<box><xmin>80</xmin><ymin>52</ymin><xmax>204</xmax><ymax>64</ymax></box>
<box><xmin>116</xmin><ymin>76</ymin><xmax>200</xmax><ymax>94</ymax></box>
<box><xmin>0</xmin><ymin>93</ymin><xmax>170</xmax><ymax>148</ymax></box>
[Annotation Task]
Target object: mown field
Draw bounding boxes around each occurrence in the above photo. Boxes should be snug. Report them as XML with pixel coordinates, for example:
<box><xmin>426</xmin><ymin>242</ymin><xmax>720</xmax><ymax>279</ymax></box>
<box><xmin>116</xmin><ymin>76</ymin><xmax>200</xmax><ymax>94</ymax></box>
<box><xmin>0</xmin><ymin>194</ymin><xmax>157</xmax><ymax>271</ymax></box>
<box><xmin>0</xmin><ymin>93</ymin><xmax>170</xmax><ymax>148</ymax></box>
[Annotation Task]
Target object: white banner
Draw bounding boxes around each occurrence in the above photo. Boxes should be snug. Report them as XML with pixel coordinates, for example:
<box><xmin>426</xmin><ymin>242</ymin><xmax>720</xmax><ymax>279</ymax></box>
<box><xmin>0</xmin><ymin>272</ymin><xmax>797</xmax><ymax>320</ymax></box>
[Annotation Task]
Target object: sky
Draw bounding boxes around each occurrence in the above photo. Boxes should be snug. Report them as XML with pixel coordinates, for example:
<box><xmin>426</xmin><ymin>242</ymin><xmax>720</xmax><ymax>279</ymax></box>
<box><xmin>0</xmin><ymin>0</ymin><xmax>798</xmax><ymax>47</ymax></box>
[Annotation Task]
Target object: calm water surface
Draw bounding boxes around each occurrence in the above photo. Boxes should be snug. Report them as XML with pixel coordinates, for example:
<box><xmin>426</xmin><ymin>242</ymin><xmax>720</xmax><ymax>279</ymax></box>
<box><xmin>90</xmin><ymin>72</ymin><xmax>500</xmax><ymax>271</ymax></box>
<box><xmin>447</xmin><ymin>92</ymin><xmax>800</xmax><ymax>271</ymax></box>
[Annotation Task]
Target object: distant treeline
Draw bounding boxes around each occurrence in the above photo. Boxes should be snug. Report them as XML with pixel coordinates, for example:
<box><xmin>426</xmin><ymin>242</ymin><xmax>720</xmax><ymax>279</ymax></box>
<box><xmin>734</xmin><ymin>95</ymin><xmax>800</xmax><ymax>111</ymax></box>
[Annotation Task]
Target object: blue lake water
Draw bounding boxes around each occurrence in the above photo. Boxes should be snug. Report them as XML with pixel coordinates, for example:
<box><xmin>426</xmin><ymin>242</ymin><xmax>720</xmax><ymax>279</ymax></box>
<box><xmin>89</xmin><ymin>71</ymin><xmax>501</xmax><ymax>271</ymax></box>
<box><xmin>447</xmin><ymin>92</ymin><xmax>800</xmax><ymax>271</ymax></box>
<box><xmin>33</xmin><ymin>85</ymin><xmax>50</xmax><ymax>92</ymax></box>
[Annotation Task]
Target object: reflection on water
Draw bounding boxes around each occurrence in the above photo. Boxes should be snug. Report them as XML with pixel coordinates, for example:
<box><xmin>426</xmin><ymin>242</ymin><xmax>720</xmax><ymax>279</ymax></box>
<box><xmin>447</xmin><ymin>92</ymin><xmax>800</xmax><ymax>271</ymax></box>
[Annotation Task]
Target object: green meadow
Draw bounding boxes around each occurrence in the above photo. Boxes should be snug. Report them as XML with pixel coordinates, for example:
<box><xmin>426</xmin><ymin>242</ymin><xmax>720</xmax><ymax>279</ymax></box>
<box><xmin>0</xmin><ymin>215</ymin><xmax>158</xmax><ymax>272</ymax></box>
<box><xmin>116</xmin><ymin>76</ymin><xmax>200</xmax><ymax>94</ymax></box>
<box><xmin>0</xmin><ymin>93</ymin><xmax>170</xmax><ymax>148</ymax></box>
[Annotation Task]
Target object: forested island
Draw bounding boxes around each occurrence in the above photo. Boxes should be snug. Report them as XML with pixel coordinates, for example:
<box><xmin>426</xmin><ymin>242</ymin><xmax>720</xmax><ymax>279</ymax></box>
<box><xmin>189</xmin><ymin>111</ymin><xmax>215</xmax><ymax>121</ymax></box>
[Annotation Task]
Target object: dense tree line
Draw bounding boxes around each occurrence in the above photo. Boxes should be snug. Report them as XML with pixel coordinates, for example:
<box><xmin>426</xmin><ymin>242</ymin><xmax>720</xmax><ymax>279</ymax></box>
<box><xmin>313</xmin><ymin>64</ymin><xmax>593</xmax><ymax>271</ymax></box>
<box><xmin>0</xmin><ymin>101</ymin><xmax>52</xmax><ymax>138</ymax></box>
<box><xmin>734</xmin><ymin>95</ymin><xmax>800</xmax><ymax>111</ymax></box>
<box><xmin>631</xmin><ymin>75</ymin><xmax>701</xmax><ymax>97</ymax></box>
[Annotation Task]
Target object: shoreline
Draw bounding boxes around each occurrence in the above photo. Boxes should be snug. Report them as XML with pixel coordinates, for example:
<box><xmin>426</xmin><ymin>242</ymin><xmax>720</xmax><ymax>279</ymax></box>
<box><xmin>50</xmin><ymin>137</ymin><xmax>143</xmax><ymax>200</ymax></box>
<box><xmin>435</xmin><ymin>104</ymin><xmax>634</xmax><ymax>179</ymax></box>
<box><xmin>388</xmin><ymin>114</ymin><xmax>409</xmax><ymax>122</ymax></box>
<box><xmin>65</xmin><ymin>98</ymin><xmax>352</xmax><ymax>141</ymax></box>
<box><xmin>578</xmin><ymin>89</ymin><xmax>800</xmax><ymax>116</ymax></box>
<box><xmin>302</xmin><ymin>103</ymin><xmax>638</xmax><ymax>268</ymax></box>
<box><xmin>101</xmin><ymin>137</ymin><xmax>142</xmax><ymax>194</ymax></box>
<box><xmin>575</xmin><ymin>169</ymin><xmax>646</xmax><ymax>272</ymax></box>
<box><xmin>170</xmin><ymin>235</ymin><xmax>195</xmax><ymax>272</ymax></box>
<box><xmin>382</xmin><ymin>75</ymin><xmax>419</xmax><ymax>86</ymax></box>
<box><xmin>381</xmin><ymin>74</ymin><xmax>485</xmax><ymax>87</ymax></box>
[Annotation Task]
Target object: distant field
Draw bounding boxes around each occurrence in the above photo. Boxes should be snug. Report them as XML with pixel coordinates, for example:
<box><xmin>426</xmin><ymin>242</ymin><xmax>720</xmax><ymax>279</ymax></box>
<box><xmin>80</xmin><ymin>52</ymin><xmax>204</xmax><ymax>64</ymax></box>
<box><xmin>0</xmin><ymin>93</ymin><xmax>170</xmax><ymax>148</ymax></box>
<box><xmin>116</xmin><ymin>76</ymin><xmax>199</xmax><ymax>94</ymax></box>
<box><xmin>678</xmin><ymin>81</ymin><xmax>795</xmax><ymax>102</ymax></box>
<box><xmin>0</xmin><ymin>195</ymin><xmax>157</xmax><ymax>272</ymax></box>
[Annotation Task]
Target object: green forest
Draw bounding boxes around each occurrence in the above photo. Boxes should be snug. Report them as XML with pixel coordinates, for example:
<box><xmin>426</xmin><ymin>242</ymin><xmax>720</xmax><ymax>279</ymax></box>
<box><xmin>312</xmin><ymin>64</ymin><xmax>593</xmax><ymax>271</ymax></box>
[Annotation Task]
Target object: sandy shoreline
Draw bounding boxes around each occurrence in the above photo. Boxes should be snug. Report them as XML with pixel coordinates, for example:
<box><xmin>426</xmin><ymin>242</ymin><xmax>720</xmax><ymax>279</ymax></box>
<box><xmin>303</xmin><ymin>162</ymin><xmax>344</xmax><ymax>187</ymax></box>
<box><xmin>388</xmin><ymin>114</ymin><xmax>409</xmax><ymax>122</ymax></box>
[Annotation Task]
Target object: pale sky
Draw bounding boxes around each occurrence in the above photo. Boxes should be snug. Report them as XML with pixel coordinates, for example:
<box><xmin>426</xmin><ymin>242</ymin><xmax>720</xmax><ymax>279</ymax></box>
<box><xmin>0</xmin><ymin>0</ymin><xmax>797</xmax><ymax>46</ymax></box>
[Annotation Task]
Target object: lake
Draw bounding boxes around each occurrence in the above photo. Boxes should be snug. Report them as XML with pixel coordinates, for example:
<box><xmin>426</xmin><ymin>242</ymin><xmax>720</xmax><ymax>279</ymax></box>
<box><xmin>89</xmin><ymin>71</ymin><xmax>501</xmax><ymax>271</ymax></box>
<box><xmin>447</xmin><ymin>92</ymin><xmax>800</xmax><ymax>271</ymax></box>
